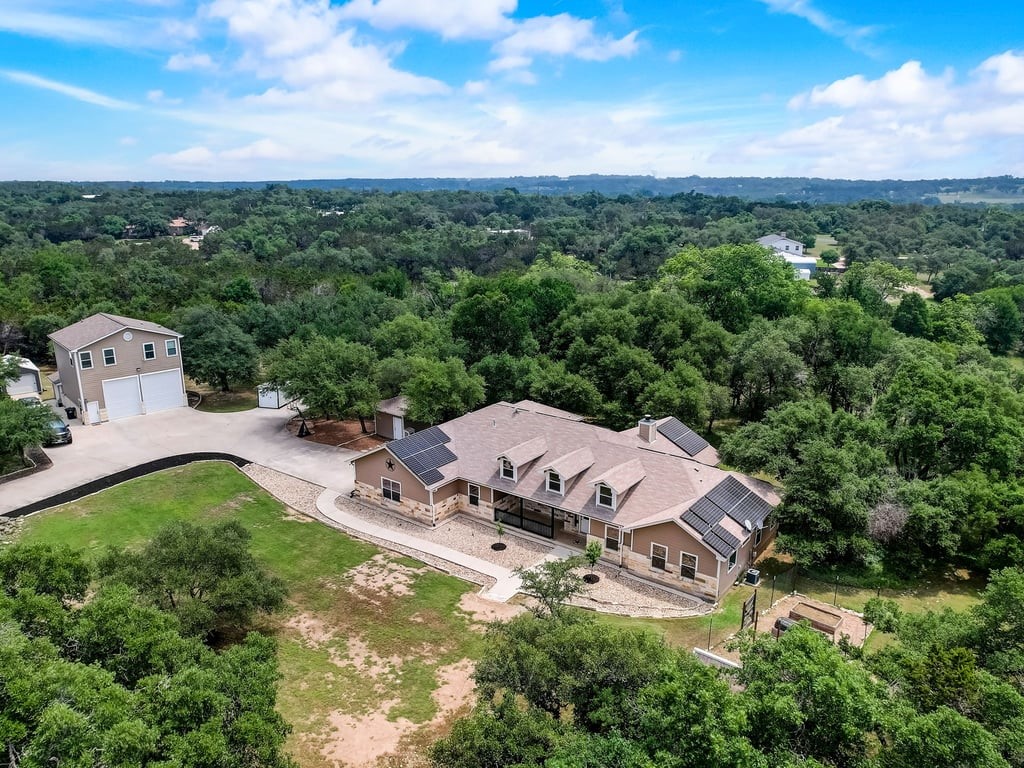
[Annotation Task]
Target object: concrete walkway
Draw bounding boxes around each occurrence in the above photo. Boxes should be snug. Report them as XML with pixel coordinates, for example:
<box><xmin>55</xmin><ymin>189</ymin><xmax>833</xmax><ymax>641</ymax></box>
<box><xmin>314</xmin><ymin>489</ymin><xmax>525</xmax><ymax>602</ymax></box>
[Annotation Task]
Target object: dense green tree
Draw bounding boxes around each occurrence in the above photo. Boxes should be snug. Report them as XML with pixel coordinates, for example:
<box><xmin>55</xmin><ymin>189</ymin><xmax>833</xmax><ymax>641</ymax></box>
<box><xmin>175</xmin><ymin>306</ymin><xmax>259</xmax><ymax>392</ymax></box>
<box><xmin>264</xmin><ymin>335</ymin><xmax>380</xmax><ymax>429</ymax></box>
<box><xmin>0</xmin><ymin>397</ymin><xmax>55</xmax><ymax>466</ymax></box>
<box><xmin>401</xmin><ymin>356</ymin><xmax>485</xmax><ymax>424</ymax></box>
<box><xmin>98</xmin><ymin>520</ymin><xmax>286</xmax><ymax>639</ymax></box>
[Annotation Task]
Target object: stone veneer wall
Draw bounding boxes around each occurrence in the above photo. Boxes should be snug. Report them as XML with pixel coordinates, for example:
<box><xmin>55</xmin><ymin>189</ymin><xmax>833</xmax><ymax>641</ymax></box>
<box><xmin>354</xmin><ymin>481</ymin><xmax>434</xmax><ymax>525</ymax></box>
<box><xmin>619</xmin><ymin>544</ymin><xmax>719</xmax><ymax>601</ymax></box>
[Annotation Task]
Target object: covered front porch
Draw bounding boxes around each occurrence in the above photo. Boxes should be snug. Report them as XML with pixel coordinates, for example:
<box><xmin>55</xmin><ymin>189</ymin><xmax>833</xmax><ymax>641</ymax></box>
<box><xmin>492</xmin><ymin>491</ymin><xmax>585</xmax><ymax>544</ymax></box>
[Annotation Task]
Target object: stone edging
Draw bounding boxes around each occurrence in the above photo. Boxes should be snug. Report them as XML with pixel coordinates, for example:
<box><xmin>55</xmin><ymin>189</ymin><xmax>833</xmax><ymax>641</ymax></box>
<box><xmin>2</xmin><ymin>453</ymin><xmax>251</xmax><ymax>518</ymax></box>
<box><xmin>0</xmin><ymin>446</ymin><xmax>53</xmax><ymax>487</ymax></box>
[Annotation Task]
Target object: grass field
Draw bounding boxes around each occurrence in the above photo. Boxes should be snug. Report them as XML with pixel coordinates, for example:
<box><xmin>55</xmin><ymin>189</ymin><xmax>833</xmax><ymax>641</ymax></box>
<box><xmin>16</xmin><ymin>463</ymin><xmax>483</xmax><ymax>768</ymax></box>
<box><xmin>195</xmin><ymin>389</ymin><xmax>259</xmax><ymax>413</ymax></box>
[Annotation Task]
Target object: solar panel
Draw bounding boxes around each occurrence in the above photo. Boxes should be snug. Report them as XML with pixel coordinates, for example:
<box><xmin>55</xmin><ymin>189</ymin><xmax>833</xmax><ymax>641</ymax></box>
<box><xmin>703</xmin><ymin>529</ymin><xmax>738</xmax><ymax>558</ymax></box>
<box><xmin>726</xmin><ymin>492</ymin><xmax>774</xmax><ymax>529</ymax></box>
<box><xmin>705</xmin><ymin>476</ymin><xmax>749</xmax><ymax>512</ymax></box>
<box><xmin>657</xmin><ymin>417</ymin><xmax>710</xmax><ymax>457</ymax></box>
<box><xmin>681</xmin><ymin>509</ymin><xmax>712</xmax><ymax>535</ymax></box>
<box><xmin>388</xmin><ymin>426</ymin><xmax>456</xmax><ymax>484</ymax></box>
<box><xmin>418</xmin><ymin>467</ymin><xmax>444</xmax><ymax>485</ymax></box>
<box><xmin>389</xmin><ymin>426</ymin><xmax>450</xmax><ymax>460</ymax></box>
<box><xmin>689</xmin><ymin>496</ymin><xmax>725</xmax><ymax>527</ymax></box>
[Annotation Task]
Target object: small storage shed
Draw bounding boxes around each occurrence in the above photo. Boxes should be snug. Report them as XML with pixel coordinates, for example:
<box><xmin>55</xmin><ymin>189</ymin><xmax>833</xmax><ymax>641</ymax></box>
<box><xmin>3</xmin><ymin>356</ymin><xmax>42</xmax><ymax>400</ymax></box>
<box><xmin>258</xmin><ymin>384</ymin><xmax>294</xmax><ymax>409</ymax></box>
<box><xmin>375</xmin><ymin>396</ymin><xmax>409</xmax><ymax>440</ymax></box>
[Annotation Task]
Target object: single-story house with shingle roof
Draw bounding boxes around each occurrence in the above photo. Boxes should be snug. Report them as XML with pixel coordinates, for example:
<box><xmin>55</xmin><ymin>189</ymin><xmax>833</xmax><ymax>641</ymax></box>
<box><xmin>351</xmin><ymin>400</ymin><xmax>778</xmax><ymax>601</ymax></box>
<box><xmin>49</xmin><ymin>313</ymin><xmax>186</xmax><ymax>424</ymax></box>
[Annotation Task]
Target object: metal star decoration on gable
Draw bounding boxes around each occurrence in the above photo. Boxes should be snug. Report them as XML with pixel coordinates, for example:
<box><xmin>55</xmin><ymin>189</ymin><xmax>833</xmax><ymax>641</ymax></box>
<box><xmin>386</xmin><ymin>459</ymin><xmax>395</xmax><ymax>471</ymax></box>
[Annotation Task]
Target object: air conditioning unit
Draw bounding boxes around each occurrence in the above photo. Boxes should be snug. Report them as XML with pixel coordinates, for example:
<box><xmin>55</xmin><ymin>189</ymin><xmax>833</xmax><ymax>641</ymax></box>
<box><xmin>745</xmin><ymin>568</ymin><xmax>761</xmax><ymax>586</ymax></box>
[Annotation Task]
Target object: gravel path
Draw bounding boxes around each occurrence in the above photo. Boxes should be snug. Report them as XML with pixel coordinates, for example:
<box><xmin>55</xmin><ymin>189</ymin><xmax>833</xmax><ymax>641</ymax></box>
<box><xmin>243</xmin><ymin>463</ymin><xmax>705</xmax><ymax>618</ymax></box>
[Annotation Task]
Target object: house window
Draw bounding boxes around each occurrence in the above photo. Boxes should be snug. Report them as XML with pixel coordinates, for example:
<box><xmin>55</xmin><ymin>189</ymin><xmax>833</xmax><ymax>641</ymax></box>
<box><xmin>754</xmin><ymin>527</ymin><xmax>763</xmax><ymax>547</ymax></box>
<box><xmin>102</xmin><ymin>348</ymin><xmax>116</xmax><ymax>366</ymax></box>
<box><xmin>499</xmin><ymin>458</ymin><xmax>516</xmax><ymax>481</ymax></box>
<box><xmin>468</xmin><ymin>484</ymin><xmax>480</xmax><ymax>507</ymax></box>
<box><xmin>596</xmin><ymin>483</ymin><xmax>615</xmax><ymax>510</ymax></box>
<box><xmin>651</xmin><ymin>543</ymin><xmax>668</xmax><ymax>571</ymax></box>
<box><xmin>547</xmin><ymin>470</ymin><xmax>562</xmax><ymax>494</ymax></box>
<box><xmin>143</xmin><ymin>342</ymin><xmax>156</xmax><ymax>361</ymax></box>
<box><xmin>78</xmin><ymin>351</ymin><xmax>93</xmax><ymax>370</ymax></box>
<box><xmin>381</xmin><ymin>477</ymin><xmax>401</xmax><ymax>503</ymax></box>
<box><xmin>165</xmin><ymin>339</ymin><xmax>178</xmax><ymax>357</ymax></box>
<box><xmin>728</xmin><ymin>550</ymin><xmax>737</xmax><ymax>570</ymax></box>
<box><xmin>680</xmin><ymin>552</ymin><xmax>698</xmax><ymax>581</ymax></box>
<box><xmin>605</xmin><ymin>525</ymin><xmax>621</xmax><ymax>552</ymax></box>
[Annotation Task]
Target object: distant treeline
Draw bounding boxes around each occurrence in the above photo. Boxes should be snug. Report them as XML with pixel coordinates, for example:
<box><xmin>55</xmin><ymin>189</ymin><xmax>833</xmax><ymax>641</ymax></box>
<box><xmin>43</xmin><ymin>174</ymin><xmax>1024</xmax><ymax>205</ymax></box>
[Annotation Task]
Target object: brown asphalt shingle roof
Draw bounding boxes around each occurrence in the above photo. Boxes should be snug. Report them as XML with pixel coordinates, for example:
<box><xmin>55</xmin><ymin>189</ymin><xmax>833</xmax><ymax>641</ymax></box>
<box><xmin>391</xmin><ymin>400</ymin><xmax>778</xmax><ymax>533</ymax></box>
<box><xmin>49</xmin><ymin>313</ymin><xmax>182</xmax><ymax>351</ymax></box>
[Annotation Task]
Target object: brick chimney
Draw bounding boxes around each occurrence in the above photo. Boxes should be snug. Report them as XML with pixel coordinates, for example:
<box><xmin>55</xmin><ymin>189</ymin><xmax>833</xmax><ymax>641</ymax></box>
<box><xmin>638</xmin><ymin>415</ymin><xmax>657</xmax><ymax>443</ymax></box>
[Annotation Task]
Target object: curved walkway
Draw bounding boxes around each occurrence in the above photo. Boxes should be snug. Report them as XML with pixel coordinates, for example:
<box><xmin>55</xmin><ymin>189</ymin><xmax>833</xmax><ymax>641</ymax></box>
<box><xmin>315</xmin><ymin>489</ymin><xmax>525</xmax><ymax>602</ymax></box>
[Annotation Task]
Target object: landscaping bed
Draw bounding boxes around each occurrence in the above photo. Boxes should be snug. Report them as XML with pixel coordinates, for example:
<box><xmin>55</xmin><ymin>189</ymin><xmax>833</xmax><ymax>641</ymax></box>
<box><xmin>289</xmin><ymin>416</ymin><xmax>387</xmax><ymax>451</ymax></box>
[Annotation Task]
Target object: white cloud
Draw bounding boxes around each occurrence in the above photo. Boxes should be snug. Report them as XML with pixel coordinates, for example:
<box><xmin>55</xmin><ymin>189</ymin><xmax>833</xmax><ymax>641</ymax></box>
<box><xmin>757</xmin><ymin>0</ymin><xmax>877</xmax><ymax>54</ymax></box>
<box><xmin>166</xmin><ymin>53</ymin><xmax>216</xmax><ymax>71</ymax></box>
<box><xmin>790</xmin><ymin>61</ymin><xmax>953</xmax><ymax>110</ymax></box>
<box><xmin>490</xmin><ymin>14</ymin><xmax>639</xmax><ymax>74</ymax></box>
<box><xmin>338</xmin><ymin>0</ymin><xmax>516</xmax><ymax>39</ymax></box>
<box><xmin>463</xmin><ymin>80</ymin><xmax>489</xmax><ymax>96</ymax></box>
<box><xmin>204</xmin><ymin>0</ymin><xmax>448</xmax><ymax>102</ymax></box>
<box><xmin>147</xmin><ymin>89</ymin><xmax>183</xmax><ymax>104</ymax></box>
<box><xmin>975</xmin><ymin>50</ymin><xmax>1024</xmax><ymax>95</ymax></box>
<box><xmin>0</xmin><ymin>8</ymin><xmax>136</xmax><ymax>47</ymax></box>
<box><xmin>119</xmin><ymin>136</ymin><xmax>139</xmax><ymax>146</ymax></box>
<box><xmin>2</xmin><ymin>70</ymin><xmax>138</xmax><ymax>110</ymax></box>
<box><xmin>152</xmin><ymin>146</ymin><xmax>217</xmax><ymax>166</ymax></box>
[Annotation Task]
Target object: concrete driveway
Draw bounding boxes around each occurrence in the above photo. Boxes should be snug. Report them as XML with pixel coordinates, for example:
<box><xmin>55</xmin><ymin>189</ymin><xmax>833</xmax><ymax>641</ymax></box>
<box><xmin>1</xmin><ymin>406</ymin><xmax>357</xmax><ymax>515</ymax></box>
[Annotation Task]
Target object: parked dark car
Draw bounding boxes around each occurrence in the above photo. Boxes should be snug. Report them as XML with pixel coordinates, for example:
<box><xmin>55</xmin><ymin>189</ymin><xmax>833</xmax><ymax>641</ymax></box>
<box><xmin>44</xmin><ymin>418</ymin><xmax>72</xmax><ymax>446</ymax></box>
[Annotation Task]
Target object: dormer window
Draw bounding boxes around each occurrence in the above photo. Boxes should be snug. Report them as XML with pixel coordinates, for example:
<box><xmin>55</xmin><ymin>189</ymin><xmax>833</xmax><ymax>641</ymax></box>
<box><xmin>596</xmin><ymin>483</ymin><xmax>616</xmax><ymax>510</ymax></box>
<box><xmin>500</xmin><ymin>457</ymin><xmax>516</xmax><ymax>481</ymax></box>
<box><xmin>547</xmin><ymin>470</ymin><xmax>563</xmax><ymax>494</ymax></box>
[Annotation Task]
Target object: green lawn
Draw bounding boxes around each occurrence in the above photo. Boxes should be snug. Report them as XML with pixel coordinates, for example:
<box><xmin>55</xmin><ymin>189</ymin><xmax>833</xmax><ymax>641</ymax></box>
<box><xmin>16</xmin><ymin>462</ymin><xmax>483</xmax><ymax>768</ymax></box>
<box><xmin>195</xmin><ymin>389</ymin><xmax>258</xmax><ymax>412</ymax></box>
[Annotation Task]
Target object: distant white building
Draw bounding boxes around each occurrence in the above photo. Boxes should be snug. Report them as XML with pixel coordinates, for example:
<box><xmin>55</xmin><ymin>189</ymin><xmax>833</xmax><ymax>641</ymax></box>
<box><xmin>756</xmin><ymin>232</ymin><xmax>816</xmax><ymax>279</ymax></box>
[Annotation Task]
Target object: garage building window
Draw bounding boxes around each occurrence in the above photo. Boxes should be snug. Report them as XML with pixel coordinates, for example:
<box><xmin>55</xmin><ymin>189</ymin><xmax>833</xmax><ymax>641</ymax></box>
<box><xmin>79</xmin><ymin>351</ymin><xmax>93</xmax><ymax>369</ymax></box>
<box><xmin>143</xmin><ymin>342</ymin><xmax>156</xmax><ymax>360</ymax></box>
<box><xmin>165</xmin><ymin>339</ymin><xmax>178</xmax><ymax>357</ymax></box>
<box><xmin>102</xmin><ymin>348</ymin><xmax>117</xmax><ymax>366</ymax></box>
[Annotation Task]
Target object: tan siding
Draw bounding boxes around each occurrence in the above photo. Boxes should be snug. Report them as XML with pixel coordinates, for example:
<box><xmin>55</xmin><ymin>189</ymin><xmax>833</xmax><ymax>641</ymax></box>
<box><xmin>630</xmin><ymin>521</ymin><xmax>719</xmax><ymax>577</ymax></box>
<box><xmin>352</xmin><ymin>450</ymin><xmax>430</xmax><ymax>504</ymax></box>
<box><xmin>434</xmin><ymin>480</ymin><xmax>460</xmax><ymax>502</ymax></box>
<box><xmin>76</xmin><ymin>330</ymin><xmax>184</xmax><ymax>409</ymax></box>
<box><xmin>52</xmin><ymin>343</ymin><xmax>81</xmax><ymax>407</ymax></box>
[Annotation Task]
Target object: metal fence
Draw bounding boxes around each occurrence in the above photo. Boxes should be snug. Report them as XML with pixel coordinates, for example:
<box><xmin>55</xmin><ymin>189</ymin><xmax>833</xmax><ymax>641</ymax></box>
<box><xmin>763</xmin><ymin>563</ymin><xmax>896</xmax><ymax>610</ymax></box>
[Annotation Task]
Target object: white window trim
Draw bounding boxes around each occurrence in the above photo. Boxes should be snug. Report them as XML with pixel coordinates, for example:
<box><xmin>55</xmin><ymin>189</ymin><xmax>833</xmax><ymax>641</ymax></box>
<box><xmin>499</xmin><ymin>457</ymin><xmax>516</xmax><ymax>482</ymax></box>
<box><xmin>596</xmin><ymin>483</ymin><xmax>616</xmax><ymax>510</ymax></box>
<box><xmin>754</xmin><ymin>527</ymin><xmax>763</xmax><ymax>546</ymax></box>
<box><xmin>605</xmin><ymin>524</ymin><xmax>621</xmax><ymax>551</ymax></box>
<box><xmin>78</xmin><ymin>351</ymin><xmax>93</xmax><ymax>370</ymax></box>
<box><xmin>547</xmin><ymin>470</ymin><xmax>563</xmax><ymax>495</ymax></box>
<box><xmin>728</xmin><ymin>550</ymin><xmax>737</xmax><ymax>571</ymax></box>
<box><xmin>142</xmin><ymin>342</ymin><xmax>156</xmax><ymax>361</ymax></box>
<box><xmin>680</xmin><ymin>551</ymin><xmax>698</xmax><ymax>581</ymax></box>
<box><xmin>381</xmin><ymin>476</ymin><xmax>401</xmax><ymax>503</ymax></box>
<box><xmin>101</xmin><ymin>347</ymin><xmax>117</xmax><ymax>367</ymax></box>
<box><xmin>165</xmin><ymin>339</ymin><xmax>178</xmax><ymax>357</ymax></box>
<box><xmin>650</xmin><ymin>542</ymin><xmax>668</xmax><ymax>571</ymax></box>
<box><xmin>468</xmin><ymin>483</ymin><xmax>480</xmax><ymax>506</ymax></box>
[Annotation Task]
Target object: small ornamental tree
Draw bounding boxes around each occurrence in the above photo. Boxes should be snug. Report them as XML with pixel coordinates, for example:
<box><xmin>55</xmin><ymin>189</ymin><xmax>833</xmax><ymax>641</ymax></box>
<box><xmin>584</xmin><ymin>540</ymin><xmax>603</xmax><ymax>584</ymax></box>
<box><xmin>515</xmin><ymin>556</ymin><xmax>587</xmax><ymax>619</ymax></box>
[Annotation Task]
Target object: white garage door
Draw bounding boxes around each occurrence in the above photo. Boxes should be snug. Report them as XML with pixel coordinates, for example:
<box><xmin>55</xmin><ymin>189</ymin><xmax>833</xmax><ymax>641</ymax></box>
<box><xmin>141</xmin><ymin>369</ymin><xmax>185</xmax><ymax>413</ymax></box>
<box><xmin>102</xmin><ymin>376</ymin><xmax>143</xmax><ymax>420</ymax></box>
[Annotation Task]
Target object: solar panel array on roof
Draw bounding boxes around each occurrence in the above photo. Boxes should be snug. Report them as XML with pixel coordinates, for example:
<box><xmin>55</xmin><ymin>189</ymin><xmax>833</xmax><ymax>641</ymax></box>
<box><xmin>388</xmin><ymin>426</ymin><xmax>457</xmax><ymax>485</ymax></box>
<box><xmin>657</xmin><ymin>417</ymin><xmax>710</xmax><ymax>457</ymax></box>
<box><xmin>679</xmin><ymin>475</ymin><xmax>775</xmax><ymax>558</ymax></box>
<box><xmin>705</xmin><ymin>525</ymin><xmax>741</xmax><ymax>557</ymax></box>
<box><xmin>390</xmin><ymin>426</ymin><xmax>449</xmax><ymax>460</ymax></box>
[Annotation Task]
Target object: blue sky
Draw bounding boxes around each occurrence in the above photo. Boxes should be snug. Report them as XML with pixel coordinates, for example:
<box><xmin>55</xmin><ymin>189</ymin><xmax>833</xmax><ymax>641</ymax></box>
<box><xmin>1</xmin><ymin>0</ymin><xmax>1023</xmax><ymax>181</ymax></box>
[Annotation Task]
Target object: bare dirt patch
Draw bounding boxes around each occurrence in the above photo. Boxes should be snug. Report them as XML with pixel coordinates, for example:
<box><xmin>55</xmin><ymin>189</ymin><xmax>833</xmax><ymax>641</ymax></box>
<box><xmin>345</xmin><ymin>554</ymin><xmax>428</xmax><ymax>602</ymax></box>
<box><xmin>290</xmin><ymin>417</ymin><xmax>387</xmax><ymax>451</ymax></box>
<box><xmin>286</xmin><ymin>612</ymin><xmax>336</xmax><ymax>648</ymax></box>
<box><xmin>458</xmin><ymin>591</ymin><xmax>525</xmax><ymax>627</ymax></box>
<box><xmin>317</xmin><ymin>659</ymin><xmax>477</xmax><ymax>768</ymax></box>
<box><xmin>330</xmin><ymin>635</ymin><xmax>405</xmax><ymax>681</ymax></box>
